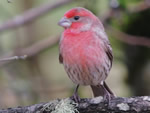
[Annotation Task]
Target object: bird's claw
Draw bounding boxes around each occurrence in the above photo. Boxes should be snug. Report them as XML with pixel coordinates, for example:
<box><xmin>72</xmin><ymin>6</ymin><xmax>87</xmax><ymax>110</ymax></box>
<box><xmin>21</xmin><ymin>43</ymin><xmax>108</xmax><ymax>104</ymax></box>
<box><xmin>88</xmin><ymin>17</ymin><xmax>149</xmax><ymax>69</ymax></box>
<box><xmin>103</xmin><ymin>93</ymin><xmax>115</xmax><ymax>106</ymax></box>
<box><xmin>70</xmin><ymin>93</ymin><xmax>80</xmax><ymax>103</ymax></box>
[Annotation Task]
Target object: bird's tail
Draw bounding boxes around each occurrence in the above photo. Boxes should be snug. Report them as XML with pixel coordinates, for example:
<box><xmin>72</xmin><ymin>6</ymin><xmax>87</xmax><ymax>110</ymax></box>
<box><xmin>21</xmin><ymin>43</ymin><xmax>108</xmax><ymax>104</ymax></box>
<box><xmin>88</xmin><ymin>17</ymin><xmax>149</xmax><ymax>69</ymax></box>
<box><xmin>90</xmin><ymin>81</ymin><xmax>115</xmax><ymax>98</ymax></box>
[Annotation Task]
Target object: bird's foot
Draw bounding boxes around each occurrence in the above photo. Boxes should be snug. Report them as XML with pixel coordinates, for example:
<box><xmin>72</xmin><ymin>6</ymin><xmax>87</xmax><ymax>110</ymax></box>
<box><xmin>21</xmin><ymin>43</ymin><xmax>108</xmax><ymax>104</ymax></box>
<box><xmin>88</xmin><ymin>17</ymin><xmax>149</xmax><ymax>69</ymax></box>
<box><xmin>70</xmin><ymin>93</ymin><xmax>80</xmax><ymax>103</ymax></box>
<box><xmin>103</xmin><ymin>93</ymin><xmax>115</xmax><ymax>105</ymax></box>
<box><xmin>70</xmin><ymin>84</ymin><xmax>80</xmax><ymax>103</ymax></box>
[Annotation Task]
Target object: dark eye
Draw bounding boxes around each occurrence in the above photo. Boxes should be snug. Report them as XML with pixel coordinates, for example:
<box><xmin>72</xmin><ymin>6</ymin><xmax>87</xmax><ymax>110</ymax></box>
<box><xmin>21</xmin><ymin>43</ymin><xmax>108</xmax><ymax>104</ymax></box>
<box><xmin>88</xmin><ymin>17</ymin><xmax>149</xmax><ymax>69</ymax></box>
<box><xmin>74</xmin><ymin>16</ymin><xmax>80</xmax><ymax>20</ymax></box>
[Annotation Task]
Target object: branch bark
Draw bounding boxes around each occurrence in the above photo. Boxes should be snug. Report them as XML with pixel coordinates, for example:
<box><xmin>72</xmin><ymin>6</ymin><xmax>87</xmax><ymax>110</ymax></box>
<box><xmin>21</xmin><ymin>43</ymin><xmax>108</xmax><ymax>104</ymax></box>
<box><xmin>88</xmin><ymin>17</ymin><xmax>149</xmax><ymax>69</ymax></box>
<box><xmin>0</xmin><ymin>96</ymin><xmax>150</xmax><ymax>113</ymax></box>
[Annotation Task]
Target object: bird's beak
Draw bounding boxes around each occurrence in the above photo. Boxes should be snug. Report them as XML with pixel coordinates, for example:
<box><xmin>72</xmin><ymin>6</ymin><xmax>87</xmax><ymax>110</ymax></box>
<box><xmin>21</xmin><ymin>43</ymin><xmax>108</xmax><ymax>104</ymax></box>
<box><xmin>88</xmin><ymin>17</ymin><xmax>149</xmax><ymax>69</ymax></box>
<box><xmin>58</xmin><ymin>17</ymin><xmax>71</xmax><ymax>28</ymax></box>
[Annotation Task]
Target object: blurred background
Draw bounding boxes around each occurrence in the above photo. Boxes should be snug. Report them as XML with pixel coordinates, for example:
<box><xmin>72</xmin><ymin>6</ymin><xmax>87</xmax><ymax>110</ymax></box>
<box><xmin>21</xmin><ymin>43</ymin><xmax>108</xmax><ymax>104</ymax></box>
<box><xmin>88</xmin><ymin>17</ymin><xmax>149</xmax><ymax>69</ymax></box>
<box><xmin>0</xmin><ymin>0</ymin><xmax>150</xmax><ymax>109</ymax></box>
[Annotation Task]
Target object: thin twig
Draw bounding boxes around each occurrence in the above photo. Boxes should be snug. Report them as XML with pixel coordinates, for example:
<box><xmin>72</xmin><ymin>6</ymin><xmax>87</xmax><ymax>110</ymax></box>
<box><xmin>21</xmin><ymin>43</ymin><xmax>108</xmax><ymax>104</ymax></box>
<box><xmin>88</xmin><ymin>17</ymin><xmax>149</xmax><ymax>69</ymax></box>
<box><xmin>0</xmin><ymin>55</ymin><xmax>27</xmax><ymax>61</ymax></box>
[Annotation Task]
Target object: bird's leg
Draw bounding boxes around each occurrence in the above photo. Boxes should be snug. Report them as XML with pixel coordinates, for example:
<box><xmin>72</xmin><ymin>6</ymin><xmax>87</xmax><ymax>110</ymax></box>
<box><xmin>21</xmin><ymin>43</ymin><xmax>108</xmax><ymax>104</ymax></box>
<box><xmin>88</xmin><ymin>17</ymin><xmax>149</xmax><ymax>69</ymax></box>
<box><xmin>101</xmin><ymin>85</ymin><xmax>111</xmax><ymax>101</ymax></box>
<box><xmin>101</xmin><ymin>84</ymin><xmax>115</xmax><ymax>105</ymax></box>
<box><xmin>70</xmin><ymin>84</ymin><xmax>80</xmax><ymax>103</ymax></box>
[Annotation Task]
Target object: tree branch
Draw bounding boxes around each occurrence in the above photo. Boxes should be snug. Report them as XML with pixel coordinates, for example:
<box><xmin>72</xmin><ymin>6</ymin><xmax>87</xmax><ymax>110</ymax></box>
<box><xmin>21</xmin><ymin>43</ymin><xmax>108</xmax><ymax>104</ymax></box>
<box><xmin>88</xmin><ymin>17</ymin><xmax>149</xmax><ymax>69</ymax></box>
<box><xmin>15</xmin><ymin>36</ymin><xmax>59</xmax><ymax>57</ymax></box>
<box><xmin>0</xmin><ymin>36</ymin><xmax>59</xmax><ymax>66</ymax></box>
<box><xmin>101</xmin><ymin>1</ymin><xmax>150</xmax><ymax>48</ymax></box>
<box><xmin>0</xmin><ymin>96</ymin><xmax>150</xmax><ymax>113</ymax></box>
<box><xmin>128</xmin><ymin>0</ymin><xmax>150</xmax><ymax>13</ymax></box>
<box><xmin>107</xmin><ymin>26</ymin><xmax>150</xmax><ymax>47</ymax></box>
<box><xmin>0</xmin><ymin>0</ymin><xmax>73</xmax><ymax>32</ymax></box>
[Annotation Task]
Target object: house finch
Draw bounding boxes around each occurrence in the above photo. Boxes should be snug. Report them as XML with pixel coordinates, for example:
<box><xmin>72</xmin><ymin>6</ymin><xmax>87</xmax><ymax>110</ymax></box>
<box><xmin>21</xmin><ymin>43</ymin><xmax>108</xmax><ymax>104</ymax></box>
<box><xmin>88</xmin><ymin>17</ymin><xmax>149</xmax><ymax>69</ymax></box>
<box><xmin>58</xmin><ymin>7</ymin><xmax>114</xmax><ymax>101</ymax></box>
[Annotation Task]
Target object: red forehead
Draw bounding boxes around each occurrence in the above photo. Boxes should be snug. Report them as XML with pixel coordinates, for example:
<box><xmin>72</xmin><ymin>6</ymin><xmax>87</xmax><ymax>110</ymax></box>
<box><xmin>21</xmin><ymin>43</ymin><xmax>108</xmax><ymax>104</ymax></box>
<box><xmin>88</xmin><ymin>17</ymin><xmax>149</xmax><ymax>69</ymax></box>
<box><xmin>64</xmin><ymin>8</ymin><xmax>92</xmax><ymax>18</ymax></box>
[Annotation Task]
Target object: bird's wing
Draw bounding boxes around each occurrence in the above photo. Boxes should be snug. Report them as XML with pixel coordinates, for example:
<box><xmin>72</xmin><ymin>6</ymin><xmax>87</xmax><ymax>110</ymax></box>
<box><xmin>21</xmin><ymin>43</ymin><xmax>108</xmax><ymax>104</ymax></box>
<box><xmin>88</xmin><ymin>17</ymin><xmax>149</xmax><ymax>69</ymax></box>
<box><xmin>59</xmin><ymin>53</ymin><xmax>63</xmax><ymax>64</ymax></box>
<box><xmin>105</xmin><ymin>43</ymin><xmax>113</xmax><ymax>68</ymax></box>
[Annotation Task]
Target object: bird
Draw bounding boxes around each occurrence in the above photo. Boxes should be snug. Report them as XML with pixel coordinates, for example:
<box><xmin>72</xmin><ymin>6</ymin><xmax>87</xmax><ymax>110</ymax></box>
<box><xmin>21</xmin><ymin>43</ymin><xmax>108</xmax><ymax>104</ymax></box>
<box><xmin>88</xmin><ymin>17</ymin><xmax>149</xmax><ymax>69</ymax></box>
<box><xmin>58</xmin><ymin>7</ymin><xmax>115</xmax><ymax>102</ymax></box>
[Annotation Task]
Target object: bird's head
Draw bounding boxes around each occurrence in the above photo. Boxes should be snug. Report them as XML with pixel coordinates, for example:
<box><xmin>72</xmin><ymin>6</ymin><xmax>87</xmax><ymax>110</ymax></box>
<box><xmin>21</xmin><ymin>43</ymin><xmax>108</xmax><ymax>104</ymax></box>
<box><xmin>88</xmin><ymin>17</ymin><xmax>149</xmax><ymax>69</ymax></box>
<box><xmin>58</xmin><ymin>7</ymin><xmax>99</xmax><ymax>32</ymax></box>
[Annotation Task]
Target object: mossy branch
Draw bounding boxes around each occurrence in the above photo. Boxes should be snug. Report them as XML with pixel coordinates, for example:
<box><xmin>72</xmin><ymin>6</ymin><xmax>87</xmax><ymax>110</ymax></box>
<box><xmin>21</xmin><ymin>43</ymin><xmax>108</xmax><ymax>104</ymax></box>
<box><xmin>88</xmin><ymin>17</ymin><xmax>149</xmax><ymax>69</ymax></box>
<box><xmin>1</xmin><ymin>96</ymin><xmax>150</xmax><ymax>113</ymax></box>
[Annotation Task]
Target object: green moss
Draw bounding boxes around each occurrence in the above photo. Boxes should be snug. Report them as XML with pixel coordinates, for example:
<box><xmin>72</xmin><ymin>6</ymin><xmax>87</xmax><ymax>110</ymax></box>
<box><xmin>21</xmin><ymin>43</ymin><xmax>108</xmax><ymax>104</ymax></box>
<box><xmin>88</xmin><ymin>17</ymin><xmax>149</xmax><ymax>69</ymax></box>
<box><xmin>41</xmin><ymin>98</ymin><xmax>79</xmax><ymax>113</ymax></box>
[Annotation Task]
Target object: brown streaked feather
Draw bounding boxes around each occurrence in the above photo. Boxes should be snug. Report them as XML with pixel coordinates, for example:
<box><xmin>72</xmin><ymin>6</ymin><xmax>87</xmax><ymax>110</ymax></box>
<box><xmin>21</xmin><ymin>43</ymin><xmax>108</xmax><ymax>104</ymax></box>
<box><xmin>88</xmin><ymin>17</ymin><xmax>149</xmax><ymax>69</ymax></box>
<box><xmin>59</xmin><ymin>54</ymin><xmax>63</xmax><ymax>63</ymax></box>
<box><xmin>105</xmin><ymin>43</ymin><xmax>113</xmax><ymax>67</ymax></box>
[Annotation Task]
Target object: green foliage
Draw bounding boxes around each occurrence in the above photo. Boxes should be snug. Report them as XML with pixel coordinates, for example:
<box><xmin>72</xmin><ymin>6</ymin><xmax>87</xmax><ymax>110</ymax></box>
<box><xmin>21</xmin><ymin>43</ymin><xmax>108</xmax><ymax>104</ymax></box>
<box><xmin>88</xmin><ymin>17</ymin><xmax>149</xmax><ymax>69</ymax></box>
<box><xmin>118</xmin><ymin>0</ymin><xmax>141</xmax><ymax>8</ymax></box>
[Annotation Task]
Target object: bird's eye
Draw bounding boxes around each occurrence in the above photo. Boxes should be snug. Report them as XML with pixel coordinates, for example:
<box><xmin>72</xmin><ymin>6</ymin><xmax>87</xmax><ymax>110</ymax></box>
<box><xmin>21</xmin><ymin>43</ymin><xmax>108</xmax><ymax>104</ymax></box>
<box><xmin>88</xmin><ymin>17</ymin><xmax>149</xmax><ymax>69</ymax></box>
<box><xmin>74</xmin><ymin>16</ymin><xmax>80</xmax><ymax>20</ymax></box>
